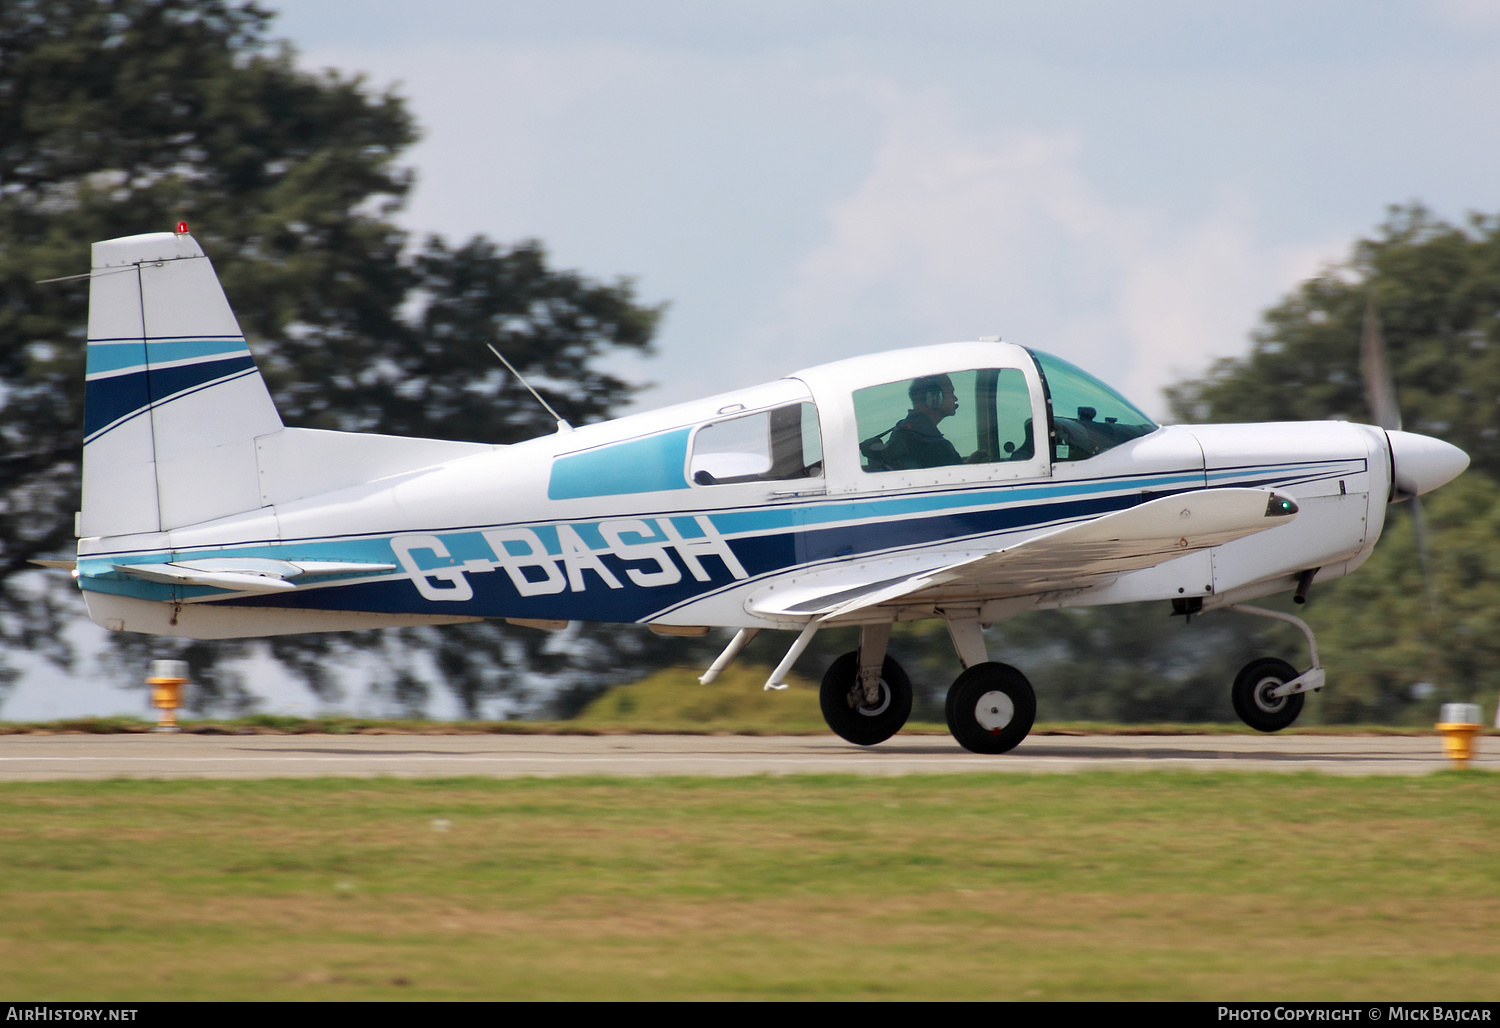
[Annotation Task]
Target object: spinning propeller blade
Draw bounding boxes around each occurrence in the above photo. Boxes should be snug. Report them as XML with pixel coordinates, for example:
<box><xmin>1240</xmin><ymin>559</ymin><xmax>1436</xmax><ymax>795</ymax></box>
<box><xmin>1359</xmin><ymin>294</ymin><xmax>1436</xmax><ymax>612</ymax></box>
<box><xmin>1360</xmin><ymin>295</ymin><xmax>1401</xmax><ymax>432</ymax></box>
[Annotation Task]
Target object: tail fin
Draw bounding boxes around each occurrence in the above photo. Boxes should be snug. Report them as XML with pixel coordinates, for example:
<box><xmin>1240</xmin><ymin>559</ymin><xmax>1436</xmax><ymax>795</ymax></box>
<box><xmin>82</xmin><ymin>231</ymin><xmax>282</xmax><ymax>537</ymax></box>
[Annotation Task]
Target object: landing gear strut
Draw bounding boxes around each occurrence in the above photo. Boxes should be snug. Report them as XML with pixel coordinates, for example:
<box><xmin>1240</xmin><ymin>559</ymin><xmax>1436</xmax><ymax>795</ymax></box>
<box><xmin>940</xmin><ymin>612</ymin><xmax>1037</xmax><ymax>755</ymax></box>
<box><xmin>806</xmin><ymin>614</ymin><xmax>1040</xmax><ymax>753</ymax></box>
<box><xmin>819</xmin><ymin>651</ymin><xmax>913</xmax><ymax>746</ymax></box>
<box><xmin>1231</xmin><ymin>657</ymin><xmax>1304</xmax><ymax>732</ymax></box>
<box><xmin>817</xmin><ymin>622</ymin><xmax>912</xmax><ymax>746</ymax></box>
<box><xmin>1226</xmin><ymin>603</ymin><xmax>1325</xmax><ymax>733</ymax></box>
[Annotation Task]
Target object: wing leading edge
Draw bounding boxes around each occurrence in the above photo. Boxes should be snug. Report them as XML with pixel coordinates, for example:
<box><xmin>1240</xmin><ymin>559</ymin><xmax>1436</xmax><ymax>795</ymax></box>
<box><xmin>749</xmin><ymin>488</ymin><xmax>1299</xmax><ymax>620</ymax></box>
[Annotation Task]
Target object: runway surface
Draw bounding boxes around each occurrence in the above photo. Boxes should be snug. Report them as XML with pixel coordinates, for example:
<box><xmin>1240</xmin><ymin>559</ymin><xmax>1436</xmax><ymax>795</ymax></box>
<box><xmin>0</xmin><ymin>731</ymin><xmax>1489</xmax><ymax>779</ymax></box>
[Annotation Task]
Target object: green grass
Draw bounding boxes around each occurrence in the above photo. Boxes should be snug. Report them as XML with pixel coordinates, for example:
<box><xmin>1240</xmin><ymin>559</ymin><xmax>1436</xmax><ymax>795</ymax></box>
<box><xmin>1</xmin><ymin>773</ymin><xmax>1498</xmax><ymax>999</ymax></box>
<box><xmin>571</xmin><ymin>663</ymin><xmax>828</xmax><ymax>731</ymax></box>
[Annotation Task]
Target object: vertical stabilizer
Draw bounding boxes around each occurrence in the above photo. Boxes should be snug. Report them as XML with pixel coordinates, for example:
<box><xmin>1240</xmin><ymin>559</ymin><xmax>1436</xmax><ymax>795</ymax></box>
<box><xmin>82</xmin><ymin>232</ymin><xmax>282</xmax><ymax>537</ymax></box>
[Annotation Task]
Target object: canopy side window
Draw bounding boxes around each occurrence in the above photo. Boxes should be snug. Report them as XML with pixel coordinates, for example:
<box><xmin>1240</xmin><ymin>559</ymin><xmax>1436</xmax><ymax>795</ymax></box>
<box><xmin>1028</xmin><ymin>349</ymin><xmax>1158</xmax><ymax>462</ymax></box>
<box><xmin>689</xmin><ymin>402</ymin><xmax>823</xmax><ymax>486</ymax></box>
<box><xmin>854</xmin><ymin>368</ymin><xmax>1034</xmax><ymax>473</ymax></box>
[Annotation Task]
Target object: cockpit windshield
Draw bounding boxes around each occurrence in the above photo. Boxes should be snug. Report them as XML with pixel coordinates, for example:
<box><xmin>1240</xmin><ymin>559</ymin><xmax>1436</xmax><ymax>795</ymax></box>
<box><xmin>1027</xmin><ymin>349</ymin><xmax>1157</xmax><ymax>462</ymax></box>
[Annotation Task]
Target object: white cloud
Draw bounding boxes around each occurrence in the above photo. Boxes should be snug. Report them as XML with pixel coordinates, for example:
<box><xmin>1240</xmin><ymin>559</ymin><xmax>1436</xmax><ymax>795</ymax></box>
<box><xmin>737</xmin><ymin>84</ymin><xmax>1345</xmax><ymax>417</ymax></box>
<box><xmin>298</xmin><ymin>40</ymin><xmax>1350</xmax><ymax>418</ymax></box>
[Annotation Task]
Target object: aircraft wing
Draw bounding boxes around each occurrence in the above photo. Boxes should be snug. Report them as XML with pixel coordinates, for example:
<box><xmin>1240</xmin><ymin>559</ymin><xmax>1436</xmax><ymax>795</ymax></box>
<box><xmin>752</xmin><ymin>488</ymin><xmax>1298</xmax><ymax>620</ymax></box>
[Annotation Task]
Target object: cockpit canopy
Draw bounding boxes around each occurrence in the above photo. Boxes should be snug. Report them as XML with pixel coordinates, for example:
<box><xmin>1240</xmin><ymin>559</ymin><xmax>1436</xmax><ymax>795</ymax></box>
<box><xmin>1028</xmin><ymin>349</ymin><xmax>1157</xmax><ymax>462</ymax></box>
<box><xmin>840</xmin><ymin>347</ymin><xmax>1157</xmax><ymax>476</ymax></box>
<box><xmin>546</xmin><ymin>340</ymin><xmax>1159</xmax><ymax>505</ymax></box>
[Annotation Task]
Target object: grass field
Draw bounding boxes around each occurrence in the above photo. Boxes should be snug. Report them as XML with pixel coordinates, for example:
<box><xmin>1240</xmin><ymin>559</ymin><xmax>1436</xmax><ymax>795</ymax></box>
<box><xmin>2</xmin><ymin>772</ymin><xmax>1498</xmax><ymax>1000</ymax></box>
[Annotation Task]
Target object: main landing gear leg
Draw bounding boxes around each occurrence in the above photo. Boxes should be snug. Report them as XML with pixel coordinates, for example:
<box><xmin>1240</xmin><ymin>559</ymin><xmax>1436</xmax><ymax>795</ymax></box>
<box><xmin>819</xmin><ymin>621</ymin><xmax>912</xmax><ymax>746</ymax></box>
<box><xmin>941</xmin><ymin>612</ymin><xmax>1036</xmax><ymax>755</ymax></box>
<box><xmin>944</xmin><ymin>612</ymin><xmax>988</xmax><ymax>670</ymax></box>
<box><xmin>1225</xmin><ymin>603</ymin><xmax>1325</xmax><ymax>733</ymax></box>
<box><xmin>858</xmin><ymin>622</ymin><xmax>891</xmax><ymax>706</ymax></box>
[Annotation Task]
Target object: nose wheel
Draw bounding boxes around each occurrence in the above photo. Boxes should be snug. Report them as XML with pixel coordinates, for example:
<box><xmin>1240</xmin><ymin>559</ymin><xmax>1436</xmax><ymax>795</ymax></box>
<box><xmin>819</xmin><ymin>651</ymin><xmax>913</xmax><ymax>746</ymax></box>
<box><xmin>945</xmin><ymin>662</ymin><xmax>1036</xmax><ymax>754</ymax></box>
<box><xmin>1231</xmin><ymin>657</ymin><xmax>1305</xmax><ymax>732</ymax></box>
<box><xmin>1222</xmin><ymin>604</ymin><xmax>1323</xmax><ymax>733</ymax></box>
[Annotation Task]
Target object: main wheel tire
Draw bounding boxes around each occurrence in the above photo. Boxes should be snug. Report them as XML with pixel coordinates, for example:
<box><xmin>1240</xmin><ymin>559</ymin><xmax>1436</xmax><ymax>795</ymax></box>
<box><xmin>945</xmin><ymin>662</ymin><xmax>1036</xmax><ymax>755</ymax></box>
<box><xmin>1231</xmin><ymin>657</ymin><xmax>1305</xmax><ymax>733</ymax></box>
<box><xmin>819</xmin><ymin>651</ymin><xmax>913</xmax><ymax>746</ymax></box>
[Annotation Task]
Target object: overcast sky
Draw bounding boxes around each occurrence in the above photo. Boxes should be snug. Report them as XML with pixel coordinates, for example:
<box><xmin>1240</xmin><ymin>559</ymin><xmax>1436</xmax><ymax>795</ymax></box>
<box><xmin>10</xmin><ymin>0</ymin><xmax>1500</xmax><ymax>719</ymax></box>
<box><xmin>272</xmin><ymin>0</ymin><xmax>1500</xmax><ymax>417</ymax></box>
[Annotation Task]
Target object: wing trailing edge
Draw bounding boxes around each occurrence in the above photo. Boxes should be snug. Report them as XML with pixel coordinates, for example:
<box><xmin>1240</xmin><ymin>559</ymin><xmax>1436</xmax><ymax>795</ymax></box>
<box><xmin>748</xmin><ymin>488</ymin><xmax>1298</xmax><ymax>620</ymax></box>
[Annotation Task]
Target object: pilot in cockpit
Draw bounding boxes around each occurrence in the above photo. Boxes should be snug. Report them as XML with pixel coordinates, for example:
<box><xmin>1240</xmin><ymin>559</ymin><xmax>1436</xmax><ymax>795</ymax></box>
<box><xmin>863</xmin><ymin>374</ymin><xmax>987</xmax><ymax>471</ymax></box>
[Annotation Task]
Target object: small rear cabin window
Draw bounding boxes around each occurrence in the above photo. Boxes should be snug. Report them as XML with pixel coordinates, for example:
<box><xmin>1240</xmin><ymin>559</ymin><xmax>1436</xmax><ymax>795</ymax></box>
<box><xmin>689</xmin><ymin>402</ymin><xmax>822</xmax><ymax>485</ymax></box>
<box><xmin>855</xmin><ymin>369</ymin><xmax>1034</xmax><ymax>473</ymax></box>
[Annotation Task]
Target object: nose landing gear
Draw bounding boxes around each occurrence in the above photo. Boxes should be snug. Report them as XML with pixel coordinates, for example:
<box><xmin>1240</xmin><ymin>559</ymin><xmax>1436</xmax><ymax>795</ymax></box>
<box><xmin>1231</xmin><ymin>656</ymin><xmax>1304</xmax><ymax>732</ymax></box>
<box><xmin>1225</xmin><ymin>603</ymin><xmax>1325</xmax><ymax>732</ymax></box>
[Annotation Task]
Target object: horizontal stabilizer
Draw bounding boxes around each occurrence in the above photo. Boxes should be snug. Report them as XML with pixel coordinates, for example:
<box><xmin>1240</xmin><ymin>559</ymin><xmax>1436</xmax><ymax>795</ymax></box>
<box><xmin>114</xmin><ymin>563</ymin><xmax>298</xmax><ymax>594</ymax></box>
<box><xmin>28</xmin><ymin>558</ymin><xmax>77</xmax><ymax>570</ymax></box>
<box><xmin>113</xmin><ymin>558</ymin><xmax>397</xmax><ymax>595</ymax></box>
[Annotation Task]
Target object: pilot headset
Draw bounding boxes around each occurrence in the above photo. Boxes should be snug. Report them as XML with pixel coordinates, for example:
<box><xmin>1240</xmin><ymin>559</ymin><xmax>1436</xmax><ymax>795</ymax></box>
<box><xmin>910</xmin><ymin>376</ymin><xmax>946</xmax><ymax>410</ymax></box>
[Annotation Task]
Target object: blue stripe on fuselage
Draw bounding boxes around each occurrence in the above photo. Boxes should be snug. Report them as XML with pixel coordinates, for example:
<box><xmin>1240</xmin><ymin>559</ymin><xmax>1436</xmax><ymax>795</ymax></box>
<box><xmin>83</xmin><ymin>458</ymin><xmax>1353</xmax><ymax>623</ymax></box>
<box><xmin>206</xmin><ymin>484</ymin><xmax>1157</xmax><ymax>622</ymax></box>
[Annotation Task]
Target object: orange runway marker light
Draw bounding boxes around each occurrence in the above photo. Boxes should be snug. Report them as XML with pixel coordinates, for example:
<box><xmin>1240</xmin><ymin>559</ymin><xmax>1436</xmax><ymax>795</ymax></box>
<box><xmin>1436</xmin><ymin>703</ymin><xmax>1483</xmax><ymax>768</ymax></box>
<box><xmin>147</xmin><ymin>659</ymin><xmax>190</xmax><ymax>733</ymax></box>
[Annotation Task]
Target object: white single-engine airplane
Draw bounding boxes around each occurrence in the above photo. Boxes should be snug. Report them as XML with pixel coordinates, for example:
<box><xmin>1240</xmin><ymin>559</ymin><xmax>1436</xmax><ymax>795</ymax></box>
<box><xmin>55</xmin><ymin>228</ymin><xmax>1470</xmax><ymax>752</ymax></box>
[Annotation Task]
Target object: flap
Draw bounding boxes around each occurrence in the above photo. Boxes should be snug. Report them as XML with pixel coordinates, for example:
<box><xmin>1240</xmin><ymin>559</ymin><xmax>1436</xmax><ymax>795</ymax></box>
<box><xmin>750</xmin><ymin>488</ymin><xmax>1297</xmax><ymax>620</ymax></box>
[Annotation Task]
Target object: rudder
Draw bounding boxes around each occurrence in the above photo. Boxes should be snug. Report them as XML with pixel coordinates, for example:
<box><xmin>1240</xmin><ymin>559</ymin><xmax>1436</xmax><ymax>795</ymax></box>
<box><xmin>82</xmin><ymin>231</ymin><xmax>282</xmax><ymax>537</ymax></box>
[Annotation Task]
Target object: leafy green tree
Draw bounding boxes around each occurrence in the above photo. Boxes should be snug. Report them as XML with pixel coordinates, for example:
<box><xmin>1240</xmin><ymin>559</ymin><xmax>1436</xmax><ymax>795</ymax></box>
<box><xmin>0</xmin><ymin>0</ymin><xmax>668</xmax><ymax>715</ymax></box>
<box><xmin>1168</xmin><ymin>206</ymin><xmax>1500</xmax><ymax>477</ymax></box>
<box><xmin>1295</xmin><ymin>474</ymin><xmax>1500</xmax><ymax>723</ymax></box>
<box><xmin>1168</xmin><ymin>205</ymin><xmax>1500</xmax><ymax>723</ymax></box>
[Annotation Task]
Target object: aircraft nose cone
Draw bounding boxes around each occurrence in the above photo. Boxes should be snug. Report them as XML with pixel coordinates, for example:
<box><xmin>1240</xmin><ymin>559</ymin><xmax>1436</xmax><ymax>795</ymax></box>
<box><xmin>1387</xmin><ymin>430</ymin><xmax>1469</xmax><ymax>497</ymax></box>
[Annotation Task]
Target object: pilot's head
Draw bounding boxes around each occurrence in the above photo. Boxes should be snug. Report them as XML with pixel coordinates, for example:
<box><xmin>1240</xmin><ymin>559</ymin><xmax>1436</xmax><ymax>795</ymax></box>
<box><xmin>909</xmin><ymin>374</ymin><xmax>958</xmax><ymax>422</ymax></box>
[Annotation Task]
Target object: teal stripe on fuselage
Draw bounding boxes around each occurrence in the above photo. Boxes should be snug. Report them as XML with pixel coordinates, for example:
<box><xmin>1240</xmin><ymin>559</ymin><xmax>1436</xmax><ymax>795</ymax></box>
<box><xmin>1206</xmin><ymin>461</ymin><xmax>1355</xmax><ymax>482</ymax></box>
<box><xmin>85</xmin><ymin>468</ymin><xmax>1210</xmax><ymax>571</ymax></box>
<box><xmin>548</xmin><ymin>428</ymin><xmax>692</xmax><ymax>499</ymax></box>
<box><xmin>83</xmin><ymin>460</ymin><xmax>1341</xmax><ymax>604</ymax></box>
<box><xmin>86</xmin><ymin>337</ymin><xmax>249</xmax><ymax>376</ymax></box>
<box><xmin>706</xmin><ymin>471</ymin><xmax>1206</xmax><ymax>536</ymax></box>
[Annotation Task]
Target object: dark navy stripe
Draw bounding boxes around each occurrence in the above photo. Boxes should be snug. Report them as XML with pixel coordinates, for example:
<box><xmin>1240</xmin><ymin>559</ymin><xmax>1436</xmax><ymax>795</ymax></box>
<box><xmin>83</xmin><ymin>368</ymin><xmax>153</xmax><ymax>440</ymax></box>
<box><xmin>217</xmin><ymin>489</ymin><xmax>1156</xmax><ymax>622</ymax></box>
<box><xmin>83</xmin><ymin>355</ymin><xmax>257</xmax><ymax>438</ymax></box>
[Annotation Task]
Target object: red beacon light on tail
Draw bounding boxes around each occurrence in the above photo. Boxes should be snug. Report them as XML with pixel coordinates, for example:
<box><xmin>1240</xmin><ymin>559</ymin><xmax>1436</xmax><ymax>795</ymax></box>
<box><xmin>175</xmin><ymin>221</ymin><xmax>189</xmax><ymax>235</ymax></box>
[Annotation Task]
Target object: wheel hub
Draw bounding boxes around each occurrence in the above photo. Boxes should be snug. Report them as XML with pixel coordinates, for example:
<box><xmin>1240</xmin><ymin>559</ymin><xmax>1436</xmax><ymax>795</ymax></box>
<box><xmin>848</xmin><ymin>680</ymin><xmax>892</xmax><ymax>717</ymax></box>
<box><xmin>1254</xmin><ymin>678</ymin><xmax>1287</xmax><ymax>713</ymax></box>
<box><xmin>974</xmin><ymin>690</ymin><xmax>1014</xmax><ymax>732</ymax></box>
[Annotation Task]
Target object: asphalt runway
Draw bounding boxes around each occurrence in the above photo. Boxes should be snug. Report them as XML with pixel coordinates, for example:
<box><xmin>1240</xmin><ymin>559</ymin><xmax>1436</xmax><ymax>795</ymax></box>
<box><xmin>0</xmin><ymin>731</ymin><xmax>1490</xmax><ymax>779</ymax></box>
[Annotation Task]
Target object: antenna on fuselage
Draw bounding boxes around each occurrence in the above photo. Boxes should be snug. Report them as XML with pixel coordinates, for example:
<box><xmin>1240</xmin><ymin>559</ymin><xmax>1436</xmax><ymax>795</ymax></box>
<box><xmin>486</xmin><ymin>343</ymin><xmax>573</xmax><ymax>433</ymax></box>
